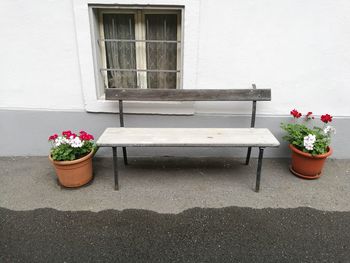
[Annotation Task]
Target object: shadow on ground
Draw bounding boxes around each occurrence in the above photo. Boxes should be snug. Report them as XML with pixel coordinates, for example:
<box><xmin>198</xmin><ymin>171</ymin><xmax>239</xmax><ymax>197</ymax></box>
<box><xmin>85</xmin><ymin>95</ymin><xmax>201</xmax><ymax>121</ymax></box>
<box><xmin>1</xmin><ymin>206</ymin><xmax>349</xmax><ymax>262</ymax></box>
<box><xmin>1</xmin><ymin>157</ymin><xmax>349</xmax><ymax>212</ymax></box>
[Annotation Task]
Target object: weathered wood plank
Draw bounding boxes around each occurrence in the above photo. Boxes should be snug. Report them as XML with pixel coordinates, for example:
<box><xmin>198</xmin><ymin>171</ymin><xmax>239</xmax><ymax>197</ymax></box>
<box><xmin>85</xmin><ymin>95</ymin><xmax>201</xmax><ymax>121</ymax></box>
<box><xmin>105</xmin><ymin>88</ymin><xmax>271</xmax><ymax>101</ymax></box>
<box><xmin>97</xmin><ymin>128</ymin><xmax>280</xmax><ymax>147</ymax></box>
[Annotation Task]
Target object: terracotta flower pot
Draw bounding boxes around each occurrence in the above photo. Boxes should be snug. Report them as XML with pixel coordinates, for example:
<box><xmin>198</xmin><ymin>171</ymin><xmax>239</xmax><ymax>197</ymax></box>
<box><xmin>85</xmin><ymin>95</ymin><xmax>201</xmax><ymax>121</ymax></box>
<box><xmin>49</xmin><ymin>150</ymin><xmax>94</xmax><ymax>187</ymax></box>
<box><xmin>289</xmin><ymin>144</ymin><xmax>333</xmax><ymax>179</ymax></box>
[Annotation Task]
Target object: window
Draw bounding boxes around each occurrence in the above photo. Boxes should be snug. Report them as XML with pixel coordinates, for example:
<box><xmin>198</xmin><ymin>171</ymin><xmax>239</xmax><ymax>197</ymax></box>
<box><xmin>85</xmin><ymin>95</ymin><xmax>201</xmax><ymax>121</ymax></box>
<box><xmin>97</xmin><ymin>8</ymin><xmax>182</xmax><ymax>91</ymax></box>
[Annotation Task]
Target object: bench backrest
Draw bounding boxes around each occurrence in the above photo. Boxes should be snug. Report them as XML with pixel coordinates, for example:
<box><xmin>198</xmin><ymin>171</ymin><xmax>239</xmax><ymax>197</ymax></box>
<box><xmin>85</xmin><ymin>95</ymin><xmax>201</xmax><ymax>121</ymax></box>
<box><xmin>105</xmin><ymin>87</ymin><xmax>271</xmax><ymax>101</ymax></box>
<box><xmin>105</xmin><ymin>84</ymin><xmax>270</xmax><ymax>129</ymax></box>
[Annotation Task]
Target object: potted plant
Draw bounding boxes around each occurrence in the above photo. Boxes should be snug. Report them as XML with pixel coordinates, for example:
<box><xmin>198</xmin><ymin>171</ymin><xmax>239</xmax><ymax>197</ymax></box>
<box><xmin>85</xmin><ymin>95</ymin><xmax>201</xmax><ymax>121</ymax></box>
<box><xmin>281</xmin><ymin>109</ymin><xmax>336</xmax><ymax>179</ymax></box>
<box><xmin>48</xmin><ymin>130</ymin><xmax>97</xmax><ymax>187</ymax></box>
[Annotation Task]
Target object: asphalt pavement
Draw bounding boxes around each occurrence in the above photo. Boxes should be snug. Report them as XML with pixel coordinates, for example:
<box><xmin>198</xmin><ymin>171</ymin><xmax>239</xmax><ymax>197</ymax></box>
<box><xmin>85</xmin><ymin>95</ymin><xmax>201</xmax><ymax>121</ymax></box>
<box><xmin>1</xmin><ymin>206</ymin><xmax>349</xmax><ymax>262</ymax></box>
<box><xmin>1</xmin><ymin>156</ymin><xmax>350</xmax><ymax>262</ymax></box>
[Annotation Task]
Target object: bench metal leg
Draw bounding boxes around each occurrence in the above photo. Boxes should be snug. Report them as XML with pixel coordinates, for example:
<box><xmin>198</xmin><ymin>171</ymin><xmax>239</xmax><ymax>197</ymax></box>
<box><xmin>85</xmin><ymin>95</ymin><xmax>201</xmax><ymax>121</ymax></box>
<box><xmin>245</xmin><ymin>147</ymin><xmax>252</xmax><ymax>165</ymax></box>
<box><xmin>255</xmin><ymin>147</ymin><xmax>264</xmax><ymax>192</ymax></box>
<box><xmin>122</xmin><ymin>147</ymin><xmax>128</xmax><ymax>165</ymax></box>
<box><xmin>118</xmin><ymin>100</ymin><xmax>128</xmax><ymax>166</ymax></box>
<box><xmin>112</xmin><ymin>147</ymin><xmax>119</xmax><ymax>190</ymax></box>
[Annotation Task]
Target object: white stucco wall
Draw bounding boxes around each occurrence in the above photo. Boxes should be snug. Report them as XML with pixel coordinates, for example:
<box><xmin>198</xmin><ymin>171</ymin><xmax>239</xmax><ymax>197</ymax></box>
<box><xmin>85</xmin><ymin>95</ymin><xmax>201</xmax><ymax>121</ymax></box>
<box><xmin>196</xmin><ymin>0</ymin><xmax>350</xmax><ymax>116</ymax></box>
<box><xmin>1</xmin><ymin>0</ymin><xmax>349</xmax><ymax>116</ymax></box>
<box><xmin>0</xmin><ymin>0</ymin><xmax>84</xmax><ymax>110</ymax></box>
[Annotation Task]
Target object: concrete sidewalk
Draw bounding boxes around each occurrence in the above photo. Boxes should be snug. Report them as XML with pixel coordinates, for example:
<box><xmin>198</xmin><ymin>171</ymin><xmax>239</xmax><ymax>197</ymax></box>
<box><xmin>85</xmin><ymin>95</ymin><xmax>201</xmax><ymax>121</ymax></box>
<box><xmin>1</xmin><ymin>157</ymin><xmax>349</xmax><ymax>212</ymax></box>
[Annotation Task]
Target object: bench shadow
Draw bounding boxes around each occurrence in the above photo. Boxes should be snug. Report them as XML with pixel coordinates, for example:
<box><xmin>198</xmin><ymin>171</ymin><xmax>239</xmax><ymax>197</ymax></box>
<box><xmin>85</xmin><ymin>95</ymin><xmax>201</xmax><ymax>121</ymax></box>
<box><xmin>93</xmin><ymin>156</ymin><xmax>258</xmax><ymax>181</ymax></box>
<box><xmin>95</xmin><ymin>156</ymin><xmax>251</xmax><ymax>169</ymax></box>
<box><xmin>128</xmin><ymin>157</ymin><xmax>246</xmax><ymax>169</ymax></box>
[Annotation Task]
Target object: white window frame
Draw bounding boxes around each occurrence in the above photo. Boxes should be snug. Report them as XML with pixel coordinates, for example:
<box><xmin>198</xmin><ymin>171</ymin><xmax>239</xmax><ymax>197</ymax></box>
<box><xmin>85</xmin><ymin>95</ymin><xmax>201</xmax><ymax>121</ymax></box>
<box><xmin>72</xmin><ymin>0</ymin><xmax>200</xmax><ymax>114</ymax></box>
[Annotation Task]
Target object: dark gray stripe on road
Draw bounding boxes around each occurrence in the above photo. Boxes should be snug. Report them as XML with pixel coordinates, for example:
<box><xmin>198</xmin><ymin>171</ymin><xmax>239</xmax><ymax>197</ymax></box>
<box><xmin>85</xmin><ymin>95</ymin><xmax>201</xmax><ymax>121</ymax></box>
<box><xmin>1</xmin><ymin>206</ymin><xmax>349</xmax><ymax>262</ymax></box>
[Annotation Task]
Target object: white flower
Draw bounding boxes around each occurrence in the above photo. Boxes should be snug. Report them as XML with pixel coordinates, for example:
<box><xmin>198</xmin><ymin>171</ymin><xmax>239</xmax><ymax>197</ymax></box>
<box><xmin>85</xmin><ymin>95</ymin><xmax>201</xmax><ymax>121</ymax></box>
<box><xmin>70</xmin><ymin>137</ymin><xmax>83</xmax><ymax>148</ymax></box>
<box><xmin>304</xmin><ymin>143</ymin><xmax>314</xmax><ymax>151</ymax></box>
<box><xmin>54</xmin><ymin>136</ymin><xmax>69</xmax><ymax>147</ymax></box>
<box><xmin>54</xmin><ymin>138</ymin><xmax>61</xmax><ymax>147</ymax></box>
<box><xmin>304</xmin><ymin>134</ymin><xmax>316</xmax><ymax>143</ymax></box>
<box><xmin>304</xmin><ymin>134</ymin><xmax>316</xmax><ymax>151</ymax></box>
<box><xmin>324</xmin><ymin>125</ymin><xmax>336</xmax><ymax>135</ymax></box>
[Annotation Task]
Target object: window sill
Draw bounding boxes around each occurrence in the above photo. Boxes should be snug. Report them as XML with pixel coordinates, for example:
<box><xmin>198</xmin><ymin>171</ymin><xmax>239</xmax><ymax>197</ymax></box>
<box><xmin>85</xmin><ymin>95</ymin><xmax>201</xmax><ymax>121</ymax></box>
<box><xmin>85</xmin><ymin>98</ymin><xmax>194</xmax><ymax>115</ymax></box>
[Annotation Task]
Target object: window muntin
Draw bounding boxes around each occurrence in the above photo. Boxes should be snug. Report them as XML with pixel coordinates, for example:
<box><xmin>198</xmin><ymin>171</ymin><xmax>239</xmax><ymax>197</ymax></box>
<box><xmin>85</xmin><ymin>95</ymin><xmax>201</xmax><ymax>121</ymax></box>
<box><xmin>98</xmin><ymin>9</ymin><xmax>182</xmax><ymax>91</ymax></box>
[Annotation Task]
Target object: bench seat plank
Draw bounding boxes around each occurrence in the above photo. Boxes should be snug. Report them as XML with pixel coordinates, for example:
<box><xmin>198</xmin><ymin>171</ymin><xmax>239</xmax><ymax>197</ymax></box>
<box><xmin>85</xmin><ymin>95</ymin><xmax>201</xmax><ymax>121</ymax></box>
<box><xmin>97</xmin><ymin>128</ymin><xmax>280</xmax><ymax>148</ymax></box>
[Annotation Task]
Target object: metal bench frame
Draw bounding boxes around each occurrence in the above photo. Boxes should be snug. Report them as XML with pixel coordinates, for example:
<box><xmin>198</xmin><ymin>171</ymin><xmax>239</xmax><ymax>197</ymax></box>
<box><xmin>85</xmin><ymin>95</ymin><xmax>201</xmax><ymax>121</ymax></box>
<box><xmin>99</xmin><ymin>84</ymin><xmax>278</xmax><ymax>192</ymax></box>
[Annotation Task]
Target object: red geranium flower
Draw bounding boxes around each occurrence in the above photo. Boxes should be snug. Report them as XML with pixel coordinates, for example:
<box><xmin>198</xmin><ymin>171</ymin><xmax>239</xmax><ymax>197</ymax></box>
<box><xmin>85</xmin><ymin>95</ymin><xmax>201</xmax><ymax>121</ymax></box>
<box><xmin>321</xmin><ymin>114</ymin><xmax>332</xmax><ymax>123</ymax></box>
<box><xmin>79</xmin><ymin>132</ymin><xmax>94</xmax><ymax>141</ymax></box>
<box><xmin>305</xmin><ymin>111</ymin><xmax>314</xmax><ymax>120</ymax></box>
<box><xmin>48</xmin><ymin>134</ymin><xmax>58</xmax><ymax>141</ymax></box>
<box><xmin>290</xmin><ymin>109</ymin><xmax>302</xmax><ymax>118</ymax></box>
<box><xmin>62</xmin><ymin>130</ymin><xmax>72</xmax><ymax>138</ymax></box>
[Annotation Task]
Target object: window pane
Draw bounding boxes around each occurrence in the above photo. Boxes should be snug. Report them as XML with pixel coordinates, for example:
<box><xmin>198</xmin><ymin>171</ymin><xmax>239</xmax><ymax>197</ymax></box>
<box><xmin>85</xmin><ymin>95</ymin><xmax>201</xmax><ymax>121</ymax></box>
<box><xmin>103</xmin><ymin>14</ymin><xmax>137</xmax><ymax>89</ymax></box>
<box><xmin>146</xmin><ymin>14</ymin><xmax>177</xmax><ymax>89</ymax></box>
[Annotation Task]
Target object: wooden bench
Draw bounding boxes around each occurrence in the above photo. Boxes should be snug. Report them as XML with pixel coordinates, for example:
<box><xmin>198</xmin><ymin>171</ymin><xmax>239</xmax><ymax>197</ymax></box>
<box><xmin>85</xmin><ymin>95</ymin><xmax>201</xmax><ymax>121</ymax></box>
<box><xmin>97</xmin><ymin>85</ymin><xmax>280</xmax><ymax>192</ymax></box>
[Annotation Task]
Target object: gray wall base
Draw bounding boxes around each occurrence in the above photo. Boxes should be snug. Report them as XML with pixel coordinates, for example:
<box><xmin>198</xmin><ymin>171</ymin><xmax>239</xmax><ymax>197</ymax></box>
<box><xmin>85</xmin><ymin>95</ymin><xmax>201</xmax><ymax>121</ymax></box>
<box><xmin>0</xmin><ymin>110</ymin><xmax>348</xmax><ymax>158</ymax></box>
